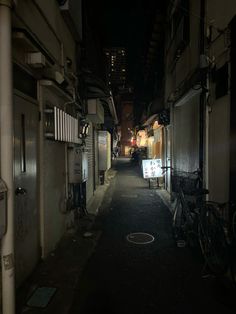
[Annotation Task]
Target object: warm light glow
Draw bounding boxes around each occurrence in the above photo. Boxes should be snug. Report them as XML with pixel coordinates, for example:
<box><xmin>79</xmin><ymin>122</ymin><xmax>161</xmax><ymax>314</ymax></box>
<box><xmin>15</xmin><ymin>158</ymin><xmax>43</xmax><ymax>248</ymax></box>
<box><xmin>153</xmin><ymin>120</ymin><xmax>160</xmax><ymax>129</ymax></box>
<box><xmin>136</xmin><ymin>130</ymin><xmax>148</xmax><ymax>147</ymax></box>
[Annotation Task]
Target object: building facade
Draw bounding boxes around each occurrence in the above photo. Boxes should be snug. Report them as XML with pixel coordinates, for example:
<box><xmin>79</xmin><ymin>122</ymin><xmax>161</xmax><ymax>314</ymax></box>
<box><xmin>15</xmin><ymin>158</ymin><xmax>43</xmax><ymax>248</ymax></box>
<box><xmin>164</xmin><ymin>0</ymin><xmax>236</xmax><ymax>202</ymax></box>
<box><xmin>104</xmin><ymin>47</ymin><xmax>127</xmax><ymax>90</ymax></box>
<box><xmin>0</xmin><ymin>1</ymin><xmax>117</xmax><ymax>313</ymax></box>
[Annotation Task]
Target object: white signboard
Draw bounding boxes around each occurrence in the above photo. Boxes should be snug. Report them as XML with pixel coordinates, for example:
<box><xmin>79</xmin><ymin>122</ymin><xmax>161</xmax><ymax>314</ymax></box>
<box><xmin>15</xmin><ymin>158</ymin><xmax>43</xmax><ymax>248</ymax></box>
<box><xmin>142</xmin><ymin>159</ymin><xmax>162</xmax><ymax>179</ymax></box>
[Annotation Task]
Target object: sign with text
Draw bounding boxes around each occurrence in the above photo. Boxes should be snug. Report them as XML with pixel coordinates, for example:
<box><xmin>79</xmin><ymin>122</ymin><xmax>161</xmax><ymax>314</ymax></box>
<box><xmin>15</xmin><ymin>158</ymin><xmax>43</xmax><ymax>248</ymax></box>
<box><xmin>142</xmin><ymin>159</ymin><xmax>162</xmax><ymax>179</ymax></box>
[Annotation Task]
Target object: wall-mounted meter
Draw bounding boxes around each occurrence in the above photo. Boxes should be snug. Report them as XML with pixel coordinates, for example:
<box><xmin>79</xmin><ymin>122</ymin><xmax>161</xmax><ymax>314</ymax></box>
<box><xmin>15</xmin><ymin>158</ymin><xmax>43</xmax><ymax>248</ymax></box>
<box><xmin>0</xmin><ymin>179</ymin><xmax>7</xmax><ymax>239</ymax></box>
<box><xmin>98</xmin><ymin>131</ymin><xmax>111</xmax><ymax>171</ymax></box>
<box><xmin>68</xmin><ymin>147</ymin><xmax>88</xmax><ymax>183</ymax></box>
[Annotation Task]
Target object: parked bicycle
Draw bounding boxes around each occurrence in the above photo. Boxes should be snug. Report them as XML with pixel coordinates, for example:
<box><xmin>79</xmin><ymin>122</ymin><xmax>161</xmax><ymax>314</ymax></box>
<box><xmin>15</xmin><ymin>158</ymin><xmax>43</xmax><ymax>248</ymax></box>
<box><xmin>206</xmin><ymin>201</ymin><xmax>236</xmax><ymax>282</ymax></box>
<box><xmin>162</xmin><ymin>166</ymin><xmax>229</xmax><ymax>277</ymax></box>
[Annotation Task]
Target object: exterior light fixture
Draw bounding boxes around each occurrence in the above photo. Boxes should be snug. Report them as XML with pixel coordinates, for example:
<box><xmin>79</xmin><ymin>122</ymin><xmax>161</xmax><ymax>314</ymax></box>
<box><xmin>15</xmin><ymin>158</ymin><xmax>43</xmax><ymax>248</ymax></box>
<box><xmin>79</xmin><ymin>122</ymin><xmax>90</xmax><ymax>139</ymax></box>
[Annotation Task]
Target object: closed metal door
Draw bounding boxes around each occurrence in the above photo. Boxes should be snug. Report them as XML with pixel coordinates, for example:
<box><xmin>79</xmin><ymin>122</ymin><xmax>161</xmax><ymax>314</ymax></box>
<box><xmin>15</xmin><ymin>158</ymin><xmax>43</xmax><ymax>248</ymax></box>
<box><xmin>14</xmin><ymin>94</ymin><xmax>39</xmax><ymax>286</ymax></box>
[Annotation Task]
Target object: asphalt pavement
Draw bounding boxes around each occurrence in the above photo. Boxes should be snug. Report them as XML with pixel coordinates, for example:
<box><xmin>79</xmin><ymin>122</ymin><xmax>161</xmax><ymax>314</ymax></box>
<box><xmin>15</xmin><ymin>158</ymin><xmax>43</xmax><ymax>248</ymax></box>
<box><xmin>69</xmin><ymin>158</ymin><xmax>236</xmax><ymax>314</ymax></box>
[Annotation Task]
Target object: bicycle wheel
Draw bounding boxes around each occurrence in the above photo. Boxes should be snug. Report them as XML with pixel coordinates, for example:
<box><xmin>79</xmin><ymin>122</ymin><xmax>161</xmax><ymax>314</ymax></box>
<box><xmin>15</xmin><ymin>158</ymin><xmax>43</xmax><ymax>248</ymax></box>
<box><xmin>232</xmin><ymin>211</ymin><xmax>236</xmax><ymax>241</ymax></box>
<box><xmin>229</xmin><ymin>211</ymin><xmax>236</xmax><ymax>284</ymax></box>
<box><xmin>172</xmin><ymin>197</ymin><xmax>186</xmax><ymax>240</ymax></box>
<box><xmin>198</xmin><ymin>203</ymin><xmax>229</xmax><ymax>275</ymax></box>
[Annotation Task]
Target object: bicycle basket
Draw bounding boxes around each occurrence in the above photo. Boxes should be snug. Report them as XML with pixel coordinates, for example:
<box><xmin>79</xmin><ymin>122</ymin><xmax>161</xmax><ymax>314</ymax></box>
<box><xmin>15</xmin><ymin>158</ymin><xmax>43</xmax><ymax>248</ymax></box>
<box><xmin>171</xmin><ymin>171</ymin><xmax>199</xmax><ymax>195</ymax></box>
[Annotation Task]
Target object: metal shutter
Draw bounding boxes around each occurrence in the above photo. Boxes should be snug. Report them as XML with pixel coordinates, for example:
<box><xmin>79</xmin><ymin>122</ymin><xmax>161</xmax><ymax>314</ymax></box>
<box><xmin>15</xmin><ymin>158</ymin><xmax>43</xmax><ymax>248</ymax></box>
<box><xmin>173</xmin><ymin>94</ymin><xmax>200</xmax><ymax>172</ymax></box>
<box><xmin>85</xmin><ymin>122</ymin><xmax>94</xmax><ymax>204</ymax></box>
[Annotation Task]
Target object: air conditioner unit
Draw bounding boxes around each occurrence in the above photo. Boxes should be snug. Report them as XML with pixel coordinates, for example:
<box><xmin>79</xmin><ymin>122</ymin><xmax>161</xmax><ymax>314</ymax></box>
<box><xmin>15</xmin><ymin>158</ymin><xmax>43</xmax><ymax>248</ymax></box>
<box><xmin>87</xmin><ymin>99</ymin><xmax>104</xmax><ymax>124</ymax></box>
<box><xmin>44</xmin><ymin>69</ymin><xmax>65</xmax><ymax>85</ymax></box>
<box><xmin>26</xmin><ymin>52</ymin><xmax>46</xmax><ymax>68</ymax></box>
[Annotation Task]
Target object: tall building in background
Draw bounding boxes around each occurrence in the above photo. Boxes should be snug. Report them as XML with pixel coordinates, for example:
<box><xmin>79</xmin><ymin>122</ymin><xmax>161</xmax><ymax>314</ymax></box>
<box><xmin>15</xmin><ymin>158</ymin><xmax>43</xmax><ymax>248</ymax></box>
<box><xmin>104</xmin><ymin>47</ymin><xmax>127</xmax><ymax>91</ymax></box>
<box><xmin>104</xmin><ymin>47</ymin><xmax>134</xmax><ymax>156</ymax></box>
<box><xmin>120</xmin><ymin>100</ymin><xmax>134</xmax><ymax>156</ymax></box>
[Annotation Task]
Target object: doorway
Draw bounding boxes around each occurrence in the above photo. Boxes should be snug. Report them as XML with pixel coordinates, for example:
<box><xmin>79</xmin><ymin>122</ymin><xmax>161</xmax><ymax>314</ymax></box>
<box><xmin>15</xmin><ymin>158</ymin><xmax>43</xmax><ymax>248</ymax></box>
<box><xmin>14</xmin><ymin>93</ymin><xmax>40</xmax><ymax>285</ymax></box>
<box><xmin>165</xmin><ymin>125</ymin><xmax>172</xmax><ymax>193</ymax></box>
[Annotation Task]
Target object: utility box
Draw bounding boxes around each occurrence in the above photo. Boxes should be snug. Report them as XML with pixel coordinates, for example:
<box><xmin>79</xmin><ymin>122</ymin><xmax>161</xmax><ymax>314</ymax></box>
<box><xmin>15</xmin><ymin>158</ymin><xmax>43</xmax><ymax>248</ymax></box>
<box><xmin>0</xmin><ymin>179</ymin><xmax>7</xmax><ymax>239</ymax></box>
<box><xmin>98</xmin><ymin>131</ymin><xmax>111</xmax><ymax>171</ymax></box>
<box><xmin>87</xmin><ymin>99</ymin><xmax>104</xmax><ymax>124</ymax></box>
<box><xmin>68</xmin><ymin>147</ymin><xmax>88</xmax><ymax>183</ymax></box>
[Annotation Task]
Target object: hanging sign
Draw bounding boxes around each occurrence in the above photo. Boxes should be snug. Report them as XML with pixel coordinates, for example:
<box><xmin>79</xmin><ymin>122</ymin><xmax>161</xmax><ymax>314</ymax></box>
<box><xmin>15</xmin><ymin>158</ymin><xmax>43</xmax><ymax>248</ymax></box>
<box><xmin>142</xmin><ymin>159</ymin><xmax>162</xmax><ymax>178</ymax></box>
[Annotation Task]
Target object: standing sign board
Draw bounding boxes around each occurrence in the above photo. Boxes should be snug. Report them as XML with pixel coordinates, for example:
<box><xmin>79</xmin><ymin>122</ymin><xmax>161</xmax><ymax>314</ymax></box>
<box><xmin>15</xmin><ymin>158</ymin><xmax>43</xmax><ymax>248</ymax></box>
<box><xmin>142</xmin><ymin>159</ymin><xmax>162</xmax><ymax>178</ymax></box>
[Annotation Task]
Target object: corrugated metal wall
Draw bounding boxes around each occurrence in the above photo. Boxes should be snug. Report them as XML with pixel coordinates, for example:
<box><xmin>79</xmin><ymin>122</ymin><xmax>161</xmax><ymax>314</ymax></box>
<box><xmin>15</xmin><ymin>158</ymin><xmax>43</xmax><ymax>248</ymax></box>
<box><xmin>173</xmin><ymin>94</ymin><xmax>200</xmax><ymax>172</ymax></box>
<box><xmin>94</xmin><ymin>128</ymin><xmax>99</xmax><ymax>187</ymax></box>
<box><xmin>86</xmin><ymin>122</ymin><xmax>94</xmax><ymax>204</ymax></box>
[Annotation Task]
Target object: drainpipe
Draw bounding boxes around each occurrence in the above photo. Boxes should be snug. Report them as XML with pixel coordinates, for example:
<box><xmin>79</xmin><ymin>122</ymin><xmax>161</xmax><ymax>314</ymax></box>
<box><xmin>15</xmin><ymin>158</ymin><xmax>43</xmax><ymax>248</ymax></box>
<box><xmin>199</xmin><ymin>0</ymin><xmax>206</xmax><ymax>185</ymax></box>
<box><xmin>0</xmin><ymin>1</ymin><xmax>15</xmax><ymax>314</ymax></box>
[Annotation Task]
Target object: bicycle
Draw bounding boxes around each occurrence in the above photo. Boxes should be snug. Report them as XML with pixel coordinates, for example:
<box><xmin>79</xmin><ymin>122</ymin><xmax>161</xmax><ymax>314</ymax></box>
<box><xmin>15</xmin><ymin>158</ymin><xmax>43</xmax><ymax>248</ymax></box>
<box><xmin>162</xmin><ymin>166</ymin><xmax>229</xmax><ymax>276</ymax></box>
<box><xmin>205</xmin><ymin>201</ymin><xmax>236</xmax><ymax>282</ymax></box>
<box><xmin>198</xmin><ymin>202</ymin><xmax>229</xmax><ymax>276</ymax></box>
<box><xmin>171</xmin><ymin>169</ymin><xmax>207</xmax><ymax>245</ymax></box>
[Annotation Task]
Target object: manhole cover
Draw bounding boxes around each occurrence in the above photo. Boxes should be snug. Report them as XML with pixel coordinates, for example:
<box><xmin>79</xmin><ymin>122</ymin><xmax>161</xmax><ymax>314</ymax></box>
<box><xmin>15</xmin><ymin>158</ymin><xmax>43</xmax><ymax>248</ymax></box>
<box><xmin>126</xmin><ymin>232</ymin><xmax>155</xmax><ymax>244</ymax></box>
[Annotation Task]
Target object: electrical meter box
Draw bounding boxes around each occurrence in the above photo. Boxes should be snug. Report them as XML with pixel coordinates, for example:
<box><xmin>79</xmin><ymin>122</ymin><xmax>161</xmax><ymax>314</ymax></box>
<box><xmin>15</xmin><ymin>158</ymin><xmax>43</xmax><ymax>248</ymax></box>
<box><xmin>98</xmin><ymin>131</ymin><xmax>111</xmax><ymax>171</ymax></box>
<box><xmin>68</xmin><ymin>147</ymin><xmax>88</xmax><ymax>183</ymax></box>
<box><xmin>0</xmin><ymin>179</ymin><xmax>7</xmax><ymax>239</ymax></box>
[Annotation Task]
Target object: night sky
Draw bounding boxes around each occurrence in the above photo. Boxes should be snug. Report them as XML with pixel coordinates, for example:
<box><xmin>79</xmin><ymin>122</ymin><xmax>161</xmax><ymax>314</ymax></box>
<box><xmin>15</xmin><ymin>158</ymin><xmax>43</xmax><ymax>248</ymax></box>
<box><xmin>85</xmin><ymin>0</ymin><xmax>167</xmax><ymax>122</ymax></box>
<box><xmin>87</xmin><ymin>0</ymin><xmax>166</xmax><ymax>86</ymax></box>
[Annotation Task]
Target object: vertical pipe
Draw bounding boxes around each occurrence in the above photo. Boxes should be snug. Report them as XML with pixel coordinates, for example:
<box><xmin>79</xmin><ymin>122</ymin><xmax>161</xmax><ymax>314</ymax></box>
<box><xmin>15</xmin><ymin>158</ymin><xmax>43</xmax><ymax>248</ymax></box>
<box><xmin>199</xmin><ymin>0</ymin><xmax>206</xmax><ymax>186</ymax></box>
<box><xmin>54</xmin><ymin>106</ymin><xmax>57</xmax><ymax>141</ymax></box>
<box><xmin>38</xmin><ymin>83</ymin><xmax>46</xmax><ymax>259</ymax></box>
<box><xmin>0</xmin><ymin>1</ymin><xmax>15</xmax><ymax>314</ymax></box>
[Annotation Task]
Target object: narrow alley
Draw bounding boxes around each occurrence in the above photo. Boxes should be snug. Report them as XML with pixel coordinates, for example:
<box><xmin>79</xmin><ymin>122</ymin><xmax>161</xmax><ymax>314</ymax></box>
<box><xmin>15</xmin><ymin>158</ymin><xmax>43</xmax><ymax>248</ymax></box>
<box><xmin>69</xmin><ymin>159</ymin><xmax>236</xmax><ymax>314</ymax></box>
<box><xmin>1</xmin><ymin>1</ymin><xmax>236</xmax><ymax>313</ymax></box>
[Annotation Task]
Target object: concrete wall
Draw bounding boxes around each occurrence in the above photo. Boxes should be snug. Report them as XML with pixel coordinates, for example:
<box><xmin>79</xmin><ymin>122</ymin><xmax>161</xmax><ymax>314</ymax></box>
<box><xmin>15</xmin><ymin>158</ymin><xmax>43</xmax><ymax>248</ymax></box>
<box><xmin>165</xmin><ymin>0</ymin><xmax>234</xmax><ymax>202</ymax></box>
<box><xmin>205</xmin><ymin>0</ymin><xmax>235</xmax><ymax>201</ymax></box>
<box><xmin>39</xmin><ymin>86</ymin><xmax>74</xmax><ymax>256</ymax></box>
<box><xmin>13</xmin><ymin>0</ymin><xmax>76</xmax><ymax>71</ymax></box>
<box><xmin>165</xmin><ymin>1</ymin><xmax>201</xmax><ymax>174</ymax></box>
<box><xmin>208</xmin><ymin>96</ymin><xmax>230</xmax><ymax>202</ymax></box>
<box><xmin>165</xmin><ymin>1</ymin><xmax>201</xmax><ymax>102</ymax></box>
<box><xmin>11</xmin><ymin>1</ymin><xmax>79</xmax><ymax>258</ymax></box>
<box><xmin>206</xmin><ymin>0</ymin><xmax>236</xmax><ymax>41</ymax></box>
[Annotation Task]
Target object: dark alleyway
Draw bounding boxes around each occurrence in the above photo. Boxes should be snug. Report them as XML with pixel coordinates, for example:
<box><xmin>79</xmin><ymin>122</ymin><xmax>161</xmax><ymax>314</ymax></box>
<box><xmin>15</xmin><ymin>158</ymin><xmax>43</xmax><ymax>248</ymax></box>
<box><xmin>69</xmin><ymin>158</ymin><xmax>236</xmax><ymax>314</ymax></box>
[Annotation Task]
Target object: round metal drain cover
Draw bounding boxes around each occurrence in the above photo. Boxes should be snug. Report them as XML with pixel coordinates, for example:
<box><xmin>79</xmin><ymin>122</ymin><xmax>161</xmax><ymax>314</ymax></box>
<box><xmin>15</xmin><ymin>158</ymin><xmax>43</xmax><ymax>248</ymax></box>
<box><xmin>126</xmin><ymin>232</ymin><xmax>155</xmax><ymax>245</ymax></box>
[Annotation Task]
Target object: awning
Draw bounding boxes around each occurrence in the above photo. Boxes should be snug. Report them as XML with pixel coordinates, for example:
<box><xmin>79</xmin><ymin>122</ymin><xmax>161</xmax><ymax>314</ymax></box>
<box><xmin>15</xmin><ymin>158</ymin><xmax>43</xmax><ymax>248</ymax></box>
<box><xmin>142</xmin><ymin>114</ymin><xmax>158</xmax><ymax>127</ymax></box>
<box><xmin>81</xmin><ymin>71</ymin><xmax>118</xmax><ymax>123</ymax></box>
<box><xmin>174</xmin><ymin>88</ymin><xmax>202</xmax><ymax>107</ymax></box>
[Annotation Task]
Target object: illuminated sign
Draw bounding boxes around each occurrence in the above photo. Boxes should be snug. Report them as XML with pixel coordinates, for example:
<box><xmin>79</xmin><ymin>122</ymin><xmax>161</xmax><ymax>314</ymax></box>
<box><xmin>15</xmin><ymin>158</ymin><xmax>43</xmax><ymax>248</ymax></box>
<box><xmin>142</xmin><ymin>159</ymin><xmax>162</xmax><ymax>178</ymax></box>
